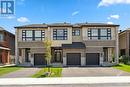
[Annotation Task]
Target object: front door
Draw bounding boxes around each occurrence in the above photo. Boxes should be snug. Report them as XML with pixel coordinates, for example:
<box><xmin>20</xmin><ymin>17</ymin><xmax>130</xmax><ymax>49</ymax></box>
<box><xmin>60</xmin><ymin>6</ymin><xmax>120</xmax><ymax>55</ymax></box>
<box><xmin>54</xmin><ymin>49</ymin><xmax>62</xmax><ymax>63</ymax></box>
<box><xmin>103</xmin><ymin>48</ymin><xmax>108</xmax><ymax>62</ymax></box>
<box><xmin>25</xmin><ymin>48</ymin><xmax>30</xmax><ymax>62</ymax></box>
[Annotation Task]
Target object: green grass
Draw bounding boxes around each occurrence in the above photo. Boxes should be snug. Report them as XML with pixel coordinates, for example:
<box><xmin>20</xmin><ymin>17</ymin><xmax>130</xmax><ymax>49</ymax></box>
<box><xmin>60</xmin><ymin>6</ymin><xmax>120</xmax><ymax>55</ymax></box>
<box><xmin>0</xmin><ymin>66</ymin><xmax>22</xmax><ymax>76</ymax></box>
<box><xmin>113</xmin><ymin>63</ymin><xmax>130</xmax><ymax>73</ymax></box>
<box><xmin>32</xmin><ymin>67</ymin><xmax>62</xmax><ymax>78</ymax></box>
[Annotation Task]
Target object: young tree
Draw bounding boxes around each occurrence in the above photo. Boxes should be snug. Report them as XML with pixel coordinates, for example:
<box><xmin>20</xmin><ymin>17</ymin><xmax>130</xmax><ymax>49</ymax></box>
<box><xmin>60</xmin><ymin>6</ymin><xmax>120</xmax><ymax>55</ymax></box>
<box><xmin>44</xmin><ymin>38</ymin><xmax>52</xmax><ymax>72</ymax></box>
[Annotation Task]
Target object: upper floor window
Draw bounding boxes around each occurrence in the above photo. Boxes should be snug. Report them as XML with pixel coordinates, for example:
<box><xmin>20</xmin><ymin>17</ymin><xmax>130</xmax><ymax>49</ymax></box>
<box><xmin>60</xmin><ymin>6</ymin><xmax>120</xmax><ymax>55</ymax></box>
<box><xmin>35</xmin><ymin>30</ymin><xmax>45</xmax><ymax>41</ymax></box>
<box><xmin>53</xmin><ymin>29</ymin><xmax>67</xmax><ymax>40</ymax></box>
<box><xmin>72</xmin><ymin>29</ymin><xmax>80</xmax><ymax>36</ymax></box>
<box><xmin>0</xmin><ymin>34</ymin><xmax>3</xmax><ymax>41</ymax></box>
<box><xmin>22</xmin><ymin>30</ymin><xmax>45</xmax><ymax>41</ymax></box>
<box><xmin>88</xmin><ymin>28</ymin><xmax>111</xmax><ymax>40</ymax></box>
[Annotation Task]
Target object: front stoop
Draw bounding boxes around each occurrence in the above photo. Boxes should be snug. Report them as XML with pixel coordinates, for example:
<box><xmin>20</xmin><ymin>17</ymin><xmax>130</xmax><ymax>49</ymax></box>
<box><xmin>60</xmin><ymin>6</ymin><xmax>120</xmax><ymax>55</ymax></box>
<box><xmin>102</xmin><ymin>62</ymin><xmax>117</xmax><ymax>67</ymax></box>
<box><xmin>17</xmin><ymin>62</ymin><xmax>32</xmax><ymax>67</ymax></box>
<box><xmin>51</xmin><ymin>63</ymin><xmax>63</xmax><ymax>67</ymax></box>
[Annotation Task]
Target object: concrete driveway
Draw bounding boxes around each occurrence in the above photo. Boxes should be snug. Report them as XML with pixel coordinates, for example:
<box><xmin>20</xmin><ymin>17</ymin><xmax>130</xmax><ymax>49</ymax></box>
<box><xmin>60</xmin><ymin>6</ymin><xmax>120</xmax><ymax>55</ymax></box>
<box><xmin>62</xmin><ymin>67</ymin><xmax>130</xmax><ymax>77</ymax></box>
<box><xmin>0</xmin><ymin>68</ymin><xmax>41</xmax><ymax>78</ymax></box>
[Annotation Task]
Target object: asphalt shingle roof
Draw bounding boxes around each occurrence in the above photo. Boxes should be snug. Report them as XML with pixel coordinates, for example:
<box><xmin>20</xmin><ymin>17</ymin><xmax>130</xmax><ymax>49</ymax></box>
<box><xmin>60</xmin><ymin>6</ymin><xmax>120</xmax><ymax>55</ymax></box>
<box><xmin>15</xmin><ymin>22</ymin><xmax>119</xmax><ymax>28</ymax></box>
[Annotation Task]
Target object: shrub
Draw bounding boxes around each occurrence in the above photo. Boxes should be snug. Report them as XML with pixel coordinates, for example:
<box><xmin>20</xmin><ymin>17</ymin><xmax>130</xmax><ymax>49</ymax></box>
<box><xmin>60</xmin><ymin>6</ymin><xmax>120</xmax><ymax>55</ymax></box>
<box><xmin>119</xmin><ymin>56</ymin><xmax>123</xmax><ymax>63</ymax></box>
<box><xmin>122</xmin><ymin>55</ymin><xmax>130</xmax><ymax>64</ymax></box>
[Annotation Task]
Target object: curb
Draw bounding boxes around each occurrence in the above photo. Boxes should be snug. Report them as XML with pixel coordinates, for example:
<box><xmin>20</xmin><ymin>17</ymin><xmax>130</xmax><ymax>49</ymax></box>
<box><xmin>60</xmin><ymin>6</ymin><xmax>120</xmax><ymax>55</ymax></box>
<box><xmin>0</xmin><ymin>76</ymin><xmax>130</xmax><ymax>85</ymax></box>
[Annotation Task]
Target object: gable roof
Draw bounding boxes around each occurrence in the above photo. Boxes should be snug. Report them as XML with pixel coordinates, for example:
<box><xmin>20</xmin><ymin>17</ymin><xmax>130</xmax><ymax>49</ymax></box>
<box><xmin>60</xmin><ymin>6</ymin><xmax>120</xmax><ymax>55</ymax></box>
<box><xmin>0</xmin><ymin>27</ymin><xmax>15</xmax><ymax>36</ymax></box>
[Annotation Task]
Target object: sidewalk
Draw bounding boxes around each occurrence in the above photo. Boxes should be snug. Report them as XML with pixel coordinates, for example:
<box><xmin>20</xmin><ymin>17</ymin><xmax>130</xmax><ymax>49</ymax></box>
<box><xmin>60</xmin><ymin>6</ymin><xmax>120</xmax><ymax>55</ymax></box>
<box><xmin>0</xmin><ymin>76</ymin><xmax>130</xmax><ymax>85</ymax></box>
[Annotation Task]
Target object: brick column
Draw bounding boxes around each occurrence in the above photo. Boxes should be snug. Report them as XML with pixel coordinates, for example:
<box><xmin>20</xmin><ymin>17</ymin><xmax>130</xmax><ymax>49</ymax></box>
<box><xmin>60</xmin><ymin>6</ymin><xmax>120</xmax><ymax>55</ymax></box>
<box><xmin>81</xmin><ymin>57</ymin><xmax>86</xmax><ymax>66</ymax></box>
<box><xmin>15</xmin><ymin>29</ymin><xmax>19</xmax><ymax>65</ymax></box>
<box><xmin>7</xmin><ymin>51</ymin><xmax>10</xmax><ymax>64</ymax></box>
<box><xmin>81</xmin><ymin>52</ymin><xmax>85</xmax><ymax>66</ymax></box>
<box><xmin>100</xmin><ymin>52</ymin><xmax>104</xmax><ymax>66</ymax></box>
<box><xmin>2</xmin><ymin>50</ymin><xmax>6</xmax><ymax>64</ymax></box>
<box><xmin>115</xmin><ymin>27</ymin><xmax>119</xmax><ymax>64</ymax></box>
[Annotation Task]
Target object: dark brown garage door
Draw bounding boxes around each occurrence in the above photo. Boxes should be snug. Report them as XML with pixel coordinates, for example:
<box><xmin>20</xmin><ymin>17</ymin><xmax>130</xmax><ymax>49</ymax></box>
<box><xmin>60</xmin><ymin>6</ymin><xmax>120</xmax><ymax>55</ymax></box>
<box><xmin>86</xmin><ymin>53</ymin><xmax>99</xmax><ymax>65</ymax></box>
<box><xmin>67</xmin><ymin>53</ymin><xmax>81</xmax><ymax>66</ymax></box>
<box><xmin>34</xmin><ymin>54</ymin><xmax>46</xmax><ymax>65</ymax></box>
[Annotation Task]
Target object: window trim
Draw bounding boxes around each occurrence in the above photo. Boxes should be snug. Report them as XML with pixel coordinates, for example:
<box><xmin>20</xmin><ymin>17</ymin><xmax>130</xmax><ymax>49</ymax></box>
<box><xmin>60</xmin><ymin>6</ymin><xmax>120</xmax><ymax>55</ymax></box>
<box><xmin>22</xmin><ymin>30</ymin><xmax>45</xmax><ymax>41</ymax></box>
<box><xmin>53</xmin><ymin>29</ymin><xmax>68</xmax><ymax>40</ymax></box>
<box><xmin>72</xmin><ymin>29</ymin><xmax>80</xmax><ymax>36</ymax></box>
<box><xmin>88</xmin><ymin>28</ymin><xmax>111</xmax><ymax>40</ymax></box>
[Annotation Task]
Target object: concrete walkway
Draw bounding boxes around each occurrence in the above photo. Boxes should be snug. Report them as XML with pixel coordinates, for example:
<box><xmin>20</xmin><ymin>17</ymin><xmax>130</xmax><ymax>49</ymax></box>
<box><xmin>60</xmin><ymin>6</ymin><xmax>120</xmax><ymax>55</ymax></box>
<box><xmin>0</xmin><ymin>68</ymin><xmax>41</xmax><ymax>78</ymax></box>
<box><xmin>62</xmin><ymin>67</ymin><xmax>130</xmax><ymax>77</ymax></box>
<box><xmin>0</xmin><ymin>76</ymin><xmax>130</xmax><ymax>85</ymax></box>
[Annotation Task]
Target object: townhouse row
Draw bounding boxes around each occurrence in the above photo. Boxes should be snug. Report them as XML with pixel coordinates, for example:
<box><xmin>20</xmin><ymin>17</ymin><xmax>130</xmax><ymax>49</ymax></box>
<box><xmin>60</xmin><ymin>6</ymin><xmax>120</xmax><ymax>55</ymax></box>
<box><xmin>15</xmin><ymin>23</ymin><xmax>119</xmax><ymax>66</ymax></box>
<box><xmin>0</xmin><ymin>22</ymin><xmax>129</xmax><ymax>66</ymax></box>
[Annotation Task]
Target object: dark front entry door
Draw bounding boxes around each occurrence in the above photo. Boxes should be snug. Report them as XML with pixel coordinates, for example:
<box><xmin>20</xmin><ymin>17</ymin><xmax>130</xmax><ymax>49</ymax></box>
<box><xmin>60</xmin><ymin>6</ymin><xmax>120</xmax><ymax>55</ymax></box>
<box><xmin>54</xmin><ymin>50</ymin><xmax>62</xmax><ymax>62</ymax></box>
<box><xmin>86</xmin><ymin>53</ymin><xmax>99</xmax><ymax>65</ymax></box>
<box><xmin>67</xmin><ymin>53</ymin><xmax>81</xmax><ymax>66</ymax></box>
<box><xmin>25</xmin><ymin>48</ymin><xmax>30</xmax><ymax>62</ymax></box>
<box><xmin>34</xmin><ymin>54</ymin><xmax>46</xmax><ymax>65</ymax></box>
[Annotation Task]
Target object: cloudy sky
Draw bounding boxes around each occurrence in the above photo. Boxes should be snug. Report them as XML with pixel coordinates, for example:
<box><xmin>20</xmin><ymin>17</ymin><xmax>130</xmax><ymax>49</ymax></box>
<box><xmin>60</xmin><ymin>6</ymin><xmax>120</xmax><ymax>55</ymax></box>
<box><xmin>0</xmin><ymin>0</ymin><xmax>130</xmax><ymax>33</ymax></box>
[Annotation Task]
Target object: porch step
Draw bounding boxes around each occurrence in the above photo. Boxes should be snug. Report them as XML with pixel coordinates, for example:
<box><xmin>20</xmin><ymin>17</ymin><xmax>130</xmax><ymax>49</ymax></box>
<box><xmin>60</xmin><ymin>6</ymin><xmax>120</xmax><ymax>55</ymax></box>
<box><xmin>52</xmin><ymin>63</ymin><xmax>62</xmax><ymax>67</ymax></box>
<box><xmin>18</xmin><ymin>62</ymin><xmax>32</xmax><ymax>67</ymax></box>
<box><xmin>102</xmin><ymin>62</ymin><xmax>117</xmax><ymax>67</ymax></box>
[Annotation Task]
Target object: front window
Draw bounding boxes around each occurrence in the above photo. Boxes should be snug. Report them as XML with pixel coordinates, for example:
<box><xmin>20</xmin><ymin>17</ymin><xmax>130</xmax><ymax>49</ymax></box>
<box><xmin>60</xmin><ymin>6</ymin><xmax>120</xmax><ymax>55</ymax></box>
<box><xmin>22</xmin><ymin>30</ymin><xmax>45</xmax><ymax>41</ymax></box>
<box><xmin>34</xmin><ymin>30</ymin><xmax>45</xmax><ymax>41</ymax></box>
<box><xmin>24</xmin><ymin>30</ymin><xmax>33</xmax><ymax>41</ymax></box>
<box><xmin>88</xmin><ymin>28</ymin><xmax>111</xmax><ymax>40</ymax></box>
<box><xmin>72</xmin><ymin>29</ymin><xmax>80</xmax><ymax>36</ymax></box>
<box><xmin>0</xmin><ymin>34</ymin><xmax>3</xmax><ymax>41</ymax></box>
<box><xmin>53</xmin><ymin>29</ymin><xmax>67</xmax><ymax>40</ymax></box>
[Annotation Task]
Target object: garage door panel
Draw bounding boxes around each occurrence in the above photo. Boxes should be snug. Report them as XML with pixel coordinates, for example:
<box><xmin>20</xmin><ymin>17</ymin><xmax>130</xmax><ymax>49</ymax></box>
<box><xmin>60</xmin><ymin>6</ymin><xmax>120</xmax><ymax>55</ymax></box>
<box><xmin>67</xmin><ymin>53</ymin><xmax>81</xmax><ymax>65</ymax></box>
<box><xmin>86</xmin><ymin>53</ymin><xmax>99</xmax><ymax>65</ymax></box>
<box><xmin>34</xmin><ymin>54</ymin><xmax>46</xmax><ymax>65</ymax></box>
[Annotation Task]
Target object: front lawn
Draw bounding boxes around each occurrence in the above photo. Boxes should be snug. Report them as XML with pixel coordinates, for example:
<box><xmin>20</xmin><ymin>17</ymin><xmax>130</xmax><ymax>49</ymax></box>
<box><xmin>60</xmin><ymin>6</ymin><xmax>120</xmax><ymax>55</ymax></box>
<box><xmin>0</xmin><ymin>66</ymin><xmax>22</xmax><ymax>76</ymax></box>
<box><xmin>32</xmin><ymin>67</ymin><xmax>62</xmax><ymax>78</ymax></box>
<box><xmin>113</xmin><ymin>63</ymin><xmax>130</xmax><ymax>73</ymax></box>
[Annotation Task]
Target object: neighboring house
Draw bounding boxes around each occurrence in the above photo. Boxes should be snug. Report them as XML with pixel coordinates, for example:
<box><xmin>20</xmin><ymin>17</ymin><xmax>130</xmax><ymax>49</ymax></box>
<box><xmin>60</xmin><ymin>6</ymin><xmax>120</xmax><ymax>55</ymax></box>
<box><xmin>0</xmin><ymin>27</ymin><xmax>15</xmax><ymax>64</ymax></box>
<box><xmin>15</xmin><ymin>23</ymin><xmax>119</xmax><ymax>66</ymax></box>
<box><xmin>119</xmin><ymin>29</ymin><xmax>130</xmax><ymax>56</ymax></box>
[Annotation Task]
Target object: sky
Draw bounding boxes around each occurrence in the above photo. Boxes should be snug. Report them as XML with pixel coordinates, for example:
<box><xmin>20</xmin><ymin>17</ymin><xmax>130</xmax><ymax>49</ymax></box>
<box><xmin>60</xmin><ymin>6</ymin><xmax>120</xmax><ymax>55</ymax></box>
<box><xmin>0</xmin><ymin>0</ymin><xmax>130</xmax><ymax>34</ymax></box>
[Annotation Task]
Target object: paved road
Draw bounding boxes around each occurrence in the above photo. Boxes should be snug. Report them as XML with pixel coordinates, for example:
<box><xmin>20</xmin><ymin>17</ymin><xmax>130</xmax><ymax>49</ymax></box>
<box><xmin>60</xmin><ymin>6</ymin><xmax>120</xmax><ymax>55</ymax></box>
<box><xmin>62</xmin><ymin>67</ymin><xmax>130</xmax><ymax>77</ymax></box>
<box><xmin>0</xmin><ymin>68</ymin><xmax>41</xmax><ymax>78</ymax></box>
<box><xmin>0</xmin><ymin>84</ymin><xmax>130</xmax><ymax>87</ymax></box>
